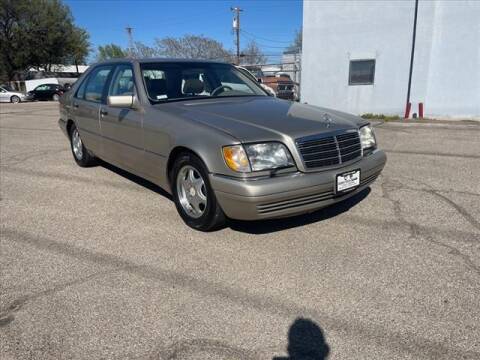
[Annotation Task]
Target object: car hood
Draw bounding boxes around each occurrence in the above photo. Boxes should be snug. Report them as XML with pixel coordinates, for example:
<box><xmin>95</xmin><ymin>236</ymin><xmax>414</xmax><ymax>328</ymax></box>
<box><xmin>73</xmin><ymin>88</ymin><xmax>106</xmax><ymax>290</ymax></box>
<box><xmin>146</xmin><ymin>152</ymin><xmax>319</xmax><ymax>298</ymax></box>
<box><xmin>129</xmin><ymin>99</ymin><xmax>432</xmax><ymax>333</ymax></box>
<box><xmin>164</xmin><ymin>97</ymin><xmax>365</xmax><ymax>143</ymax></box>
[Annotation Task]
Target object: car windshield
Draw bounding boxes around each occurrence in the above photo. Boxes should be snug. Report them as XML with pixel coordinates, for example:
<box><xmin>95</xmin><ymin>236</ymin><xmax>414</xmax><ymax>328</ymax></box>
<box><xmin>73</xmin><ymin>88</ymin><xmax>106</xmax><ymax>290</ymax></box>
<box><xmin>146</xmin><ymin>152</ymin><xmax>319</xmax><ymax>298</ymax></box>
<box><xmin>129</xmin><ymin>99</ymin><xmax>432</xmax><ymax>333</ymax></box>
<box><xmin>2</xmin><ymin>85</ymin><xmax>14</xmax><ymax>91</ymax></box>
<box><xmin>141</xmin><ymin>62</ymin><xmax>267</xmax><ymax>103</ymax></box>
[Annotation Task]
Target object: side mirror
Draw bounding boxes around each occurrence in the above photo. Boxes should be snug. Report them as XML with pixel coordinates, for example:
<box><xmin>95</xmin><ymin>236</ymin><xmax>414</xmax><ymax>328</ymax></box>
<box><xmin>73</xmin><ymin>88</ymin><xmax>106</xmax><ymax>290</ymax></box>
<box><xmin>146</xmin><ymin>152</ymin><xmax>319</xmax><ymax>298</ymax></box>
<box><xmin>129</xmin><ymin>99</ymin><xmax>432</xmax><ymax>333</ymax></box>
<box><xmin>108</xmin><ymin>95</ymin><xmax>137</xmax><ymax>108</ymax></box>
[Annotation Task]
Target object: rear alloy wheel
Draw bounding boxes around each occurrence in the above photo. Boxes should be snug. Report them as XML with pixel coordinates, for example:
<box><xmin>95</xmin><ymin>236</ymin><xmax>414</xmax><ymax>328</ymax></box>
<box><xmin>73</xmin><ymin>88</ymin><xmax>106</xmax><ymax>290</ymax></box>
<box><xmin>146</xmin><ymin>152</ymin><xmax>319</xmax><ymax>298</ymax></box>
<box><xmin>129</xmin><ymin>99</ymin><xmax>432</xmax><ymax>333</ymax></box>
<box><xmin>172</xmin><ymin>153</ymin><xmax>226</xmax><ymax>231</ymax></box>
<box><xmin>69</xmin><ymin>124</ymin><xmax>96</xmax><ymax>167</ymax></box>
<box><xmin>10</xmin><ymin>95</ymin><xmax>20</xmax><ymax>104</ymax></box>
<box><xmin>52</xmin><ymin>94</ymin><xmax>60</xmax><ymax>101</ymax></box>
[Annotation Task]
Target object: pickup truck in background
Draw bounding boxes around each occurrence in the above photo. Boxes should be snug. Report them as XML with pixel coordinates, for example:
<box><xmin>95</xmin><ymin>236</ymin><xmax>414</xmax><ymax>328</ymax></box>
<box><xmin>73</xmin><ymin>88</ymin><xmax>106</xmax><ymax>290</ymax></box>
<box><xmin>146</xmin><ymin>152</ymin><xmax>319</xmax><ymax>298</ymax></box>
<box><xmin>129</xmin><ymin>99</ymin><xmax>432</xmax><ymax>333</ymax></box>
<box><xmin>261</xmin><ymin>73</ymin><xmax>296</xmax><ymax>101</ymax></box>
<box><xmin>242</xmin><ymin>66</ymin><xmax>297</xmax><ymax>101</ymax></box>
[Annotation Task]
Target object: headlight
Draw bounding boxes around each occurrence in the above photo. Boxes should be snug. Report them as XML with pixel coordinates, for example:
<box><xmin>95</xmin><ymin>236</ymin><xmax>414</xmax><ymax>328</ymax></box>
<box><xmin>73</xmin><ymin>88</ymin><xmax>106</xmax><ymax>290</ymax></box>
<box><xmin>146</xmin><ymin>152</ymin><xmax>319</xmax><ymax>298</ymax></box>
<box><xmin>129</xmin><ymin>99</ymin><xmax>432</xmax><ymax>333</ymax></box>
<box><xmin>223</xmin><ymin>142</ymin><xmax>294</xmax><ymax>172</ymax></box>
<box><xmin>245</xmin><ymin>143</ymin><xmax>294</xmax><ymax>171</ymax></box>
<box><xmin>359</xmin><ymin>124</ymin><xmax>376</xmax><ymax>151</ymax></box>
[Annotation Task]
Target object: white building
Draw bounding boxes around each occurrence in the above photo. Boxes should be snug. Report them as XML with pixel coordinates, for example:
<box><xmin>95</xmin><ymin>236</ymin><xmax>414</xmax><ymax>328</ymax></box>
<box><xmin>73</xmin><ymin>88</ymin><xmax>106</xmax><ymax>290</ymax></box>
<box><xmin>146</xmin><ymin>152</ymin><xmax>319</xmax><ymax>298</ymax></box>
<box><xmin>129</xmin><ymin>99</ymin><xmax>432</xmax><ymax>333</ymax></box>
<box><xmin>301</xmin><ymin>0</ymin><xmax>480</xmax><ymax>119</ymax></box>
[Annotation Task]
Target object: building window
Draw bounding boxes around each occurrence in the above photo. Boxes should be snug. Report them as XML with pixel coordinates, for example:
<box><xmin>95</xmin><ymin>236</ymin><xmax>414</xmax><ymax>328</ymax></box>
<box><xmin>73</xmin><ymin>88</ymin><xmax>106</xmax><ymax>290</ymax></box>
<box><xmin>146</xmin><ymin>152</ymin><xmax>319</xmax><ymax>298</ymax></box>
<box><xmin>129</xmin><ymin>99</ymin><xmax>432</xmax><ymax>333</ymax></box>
<box><xmin>349</xmin><ymin>59</ymin><xmax>375</xmax><ymax>85</ymax></box>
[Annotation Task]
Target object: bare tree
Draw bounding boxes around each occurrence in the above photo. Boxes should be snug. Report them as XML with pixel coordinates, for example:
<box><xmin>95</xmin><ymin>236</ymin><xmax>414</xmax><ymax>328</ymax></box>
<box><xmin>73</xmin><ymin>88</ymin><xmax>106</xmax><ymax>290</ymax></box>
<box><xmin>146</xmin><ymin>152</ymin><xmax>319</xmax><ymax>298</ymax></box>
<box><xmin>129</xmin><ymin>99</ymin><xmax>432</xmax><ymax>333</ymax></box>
<box><xmin>286</xmin><ymin>28</ymin><xmax>302</xmax><ymax>53</ymax></box>
<box><xmin>240</xmin><ymin>40</ymin><xmax>267</xmax><ymax>65</ymax></box>
<box><xmin>133</xmin><ymin>41</ymin><xmax>157</xmax><ymax>58</ymax></box>
<box><xmin>154</xmin><ymin>35</ymin><xmax>233</xmax><ymax>62</ymax></box>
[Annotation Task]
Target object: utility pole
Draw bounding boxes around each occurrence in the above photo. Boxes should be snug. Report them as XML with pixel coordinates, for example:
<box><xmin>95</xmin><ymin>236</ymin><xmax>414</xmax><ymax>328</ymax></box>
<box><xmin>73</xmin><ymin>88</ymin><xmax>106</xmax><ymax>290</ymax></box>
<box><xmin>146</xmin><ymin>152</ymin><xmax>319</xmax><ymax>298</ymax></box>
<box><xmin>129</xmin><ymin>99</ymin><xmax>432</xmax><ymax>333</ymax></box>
<box><xmin>405</xmin><ymin>0</ymin><xmax>418</xmax><ymax>118</ymax></box>
<box><xmin>125</xmin><ymin>26</ymin><xmax>135</xmax><ymax>58</ymax></box>
<box><xmin>231</xmin><ymin>7</ymin><xmax>242</xmax><ymax>64</ymax></box>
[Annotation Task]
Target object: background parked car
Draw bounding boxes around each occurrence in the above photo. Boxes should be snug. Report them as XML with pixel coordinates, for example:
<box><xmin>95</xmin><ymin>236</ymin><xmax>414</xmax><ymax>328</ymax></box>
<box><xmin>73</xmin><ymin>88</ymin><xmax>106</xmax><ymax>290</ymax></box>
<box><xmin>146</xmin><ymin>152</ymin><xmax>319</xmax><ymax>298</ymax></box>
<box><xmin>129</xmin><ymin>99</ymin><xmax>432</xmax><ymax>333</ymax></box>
<box><xmin>235</xmin><ymin>66</ymin><xmax>276</xmax><ymax>97</ymax></box>
<box><xmin>27</xmin><ymin>83</ymin><xmax>64</xmax><ymax>101</ymax></box>
<box><xmin>0</xmin><ymin>85</ymin><xmax>28</xmax><ymax>103</ymax></box>
<box><xmin>261</xmin><ymin>74</ymin><xmax>296</xmax><ymax>101</ymax></box>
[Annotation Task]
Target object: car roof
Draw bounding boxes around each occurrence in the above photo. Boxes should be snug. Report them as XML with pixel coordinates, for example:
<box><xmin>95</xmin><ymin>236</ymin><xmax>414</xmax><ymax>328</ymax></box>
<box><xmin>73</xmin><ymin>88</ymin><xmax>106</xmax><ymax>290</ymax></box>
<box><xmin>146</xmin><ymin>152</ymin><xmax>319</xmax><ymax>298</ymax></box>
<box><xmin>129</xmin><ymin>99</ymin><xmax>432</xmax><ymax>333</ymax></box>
<box><xmin>94</xmin><ymin>57</ymin><xmax>229</xmax><ymax>66</ymax></box>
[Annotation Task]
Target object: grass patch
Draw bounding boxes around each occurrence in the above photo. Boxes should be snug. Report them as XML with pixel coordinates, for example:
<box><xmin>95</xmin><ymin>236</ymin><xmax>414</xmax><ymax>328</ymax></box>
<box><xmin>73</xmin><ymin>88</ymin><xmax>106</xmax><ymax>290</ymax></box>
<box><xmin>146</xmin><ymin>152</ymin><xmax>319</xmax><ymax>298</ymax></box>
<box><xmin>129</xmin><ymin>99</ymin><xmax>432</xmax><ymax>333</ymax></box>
<box><xmin>361</xmin><ymin>113</ymin><xmax>401</xmax><ymax>121</ymax></box>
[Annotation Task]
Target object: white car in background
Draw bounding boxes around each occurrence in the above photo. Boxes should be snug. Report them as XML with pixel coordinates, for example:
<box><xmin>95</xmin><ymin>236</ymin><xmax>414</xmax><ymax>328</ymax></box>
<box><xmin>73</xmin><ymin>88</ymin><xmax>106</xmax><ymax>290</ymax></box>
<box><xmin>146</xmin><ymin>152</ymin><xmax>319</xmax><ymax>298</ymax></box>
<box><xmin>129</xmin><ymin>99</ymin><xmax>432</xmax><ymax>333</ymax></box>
<box><xmin>0</xmin><ymin>85</ymin><xmax>28</xmax><ymax>103</ymax></box>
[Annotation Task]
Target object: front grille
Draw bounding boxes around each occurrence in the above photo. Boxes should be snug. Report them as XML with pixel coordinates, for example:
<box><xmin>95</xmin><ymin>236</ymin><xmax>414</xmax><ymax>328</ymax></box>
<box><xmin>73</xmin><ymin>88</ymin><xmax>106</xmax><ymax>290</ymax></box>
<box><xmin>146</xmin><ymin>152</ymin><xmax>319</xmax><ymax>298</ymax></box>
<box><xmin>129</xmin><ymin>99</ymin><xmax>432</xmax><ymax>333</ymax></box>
<box><xmin>296</xmin><ymin>131</ymin><xmax>362</xmax><ymax>169</ymax></box>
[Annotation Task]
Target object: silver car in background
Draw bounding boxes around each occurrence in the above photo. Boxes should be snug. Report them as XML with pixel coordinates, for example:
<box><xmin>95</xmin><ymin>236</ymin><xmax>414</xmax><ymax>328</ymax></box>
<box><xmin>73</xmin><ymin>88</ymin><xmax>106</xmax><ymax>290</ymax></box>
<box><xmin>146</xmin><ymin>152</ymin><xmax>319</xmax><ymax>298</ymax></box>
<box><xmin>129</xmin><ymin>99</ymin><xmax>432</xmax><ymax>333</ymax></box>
<box><xmin>59</xmin><ymin>59</ymin><xmax>386</xmax><ymax>231</ymax></box>
<box><xmin>0</xmin><ymin>85</ymin><xmax>27</xmax><ymax>103</ymax></box>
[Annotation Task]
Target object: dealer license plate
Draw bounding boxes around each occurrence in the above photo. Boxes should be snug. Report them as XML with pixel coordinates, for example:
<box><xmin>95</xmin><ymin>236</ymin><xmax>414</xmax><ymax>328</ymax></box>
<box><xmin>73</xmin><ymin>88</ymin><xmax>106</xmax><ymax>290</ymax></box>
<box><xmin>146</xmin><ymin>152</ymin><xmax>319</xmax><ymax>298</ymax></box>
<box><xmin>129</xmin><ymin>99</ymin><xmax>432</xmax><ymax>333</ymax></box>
<box><xmin>336</xmin><ymin>170</ymin><xmax>360</xmax><ymax>192</ymax></box>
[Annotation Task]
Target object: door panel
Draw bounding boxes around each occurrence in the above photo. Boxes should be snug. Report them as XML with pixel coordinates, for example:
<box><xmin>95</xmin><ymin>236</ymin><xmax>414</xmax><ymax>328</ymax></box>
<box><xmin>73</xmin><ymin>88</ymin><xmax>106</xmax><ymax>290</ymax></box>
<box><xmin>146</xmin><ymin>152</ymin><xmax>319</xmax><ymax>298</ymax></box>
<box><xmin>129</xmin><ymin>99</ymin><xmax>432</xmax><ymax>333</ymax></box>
<box><xmin>34</xmin><ymin>85</ymin><xmax>49</xmax><ymax>100</ymax></box>
<box><xmin>100</xmin><ymin>107</ymin><xmax>144</xmax><ymax>171</ymax></box>
<box><xmin>72</xmin><ymin>65</ymin><xmax>114</xmax><ymax>156</ymax></box>
<box><xmin>0</xmin><ymin>88</ymin><xmax>8</xmax><ymax>102</ymax></box>
<box><xmin>72</xmin><ymin>99</ymin><xmax>102</xmax><ymax>154</ymax></box>
<box><xmin>101</xmin><ymin>64</ymin><xmax>144</xmax><ymax>172</ymax></box>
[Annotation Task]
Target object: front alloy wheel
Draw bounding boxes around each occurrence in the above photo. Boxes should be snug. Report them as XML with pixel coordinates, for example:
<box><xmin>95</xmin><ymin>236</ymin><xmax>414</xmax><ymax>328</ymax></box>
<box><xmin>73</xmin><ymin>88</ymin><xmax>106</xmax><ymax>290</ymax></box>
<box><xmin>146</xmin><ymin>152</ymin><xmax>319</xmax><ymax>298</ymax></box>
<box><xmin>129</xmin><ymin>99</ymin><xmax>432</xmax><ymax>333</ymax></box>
<box><xmin>10</xmin><ymin>95</ymin><xmax>20</xmax><ymax>104</ymax></box>
<box><xmin>176</xmin><ymin>165</ymin><xmax>208</xmax><ymax>218</ymax></box>
<box><xmin>172</xmin><ymin>153</ymin><xmax>225</xmax><ymax>231</ymax></box>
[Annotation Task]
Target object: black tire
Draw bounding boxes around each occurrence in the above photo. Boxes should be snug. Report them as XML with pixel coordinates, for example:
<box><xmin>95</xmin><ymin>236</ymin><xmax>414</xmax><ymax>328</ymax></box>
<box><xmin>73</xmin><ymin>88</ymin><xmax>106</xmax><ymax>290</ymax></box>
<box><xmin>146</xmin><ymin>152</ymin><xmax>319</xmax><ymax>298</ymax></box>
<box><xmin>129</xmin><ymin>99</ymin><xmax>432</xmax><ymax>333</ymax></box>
<box><xmin>171</xmin><ymin>152</ymin><xmax>226</xmax><ymax>231</ymax></box>
<box><xmin>69</xmin><ymin>123</ymin><xmax>96</xmax><ymax>167</ymax></box>
<box><xmin>52</xmin><ymin>93</ymin><xmax>60</xmax><ymax>101</ymax></box>
<box><xmin>10</xmin><ymin>95</ymin><xmax>20</xmax><ymax>104</ymax></box>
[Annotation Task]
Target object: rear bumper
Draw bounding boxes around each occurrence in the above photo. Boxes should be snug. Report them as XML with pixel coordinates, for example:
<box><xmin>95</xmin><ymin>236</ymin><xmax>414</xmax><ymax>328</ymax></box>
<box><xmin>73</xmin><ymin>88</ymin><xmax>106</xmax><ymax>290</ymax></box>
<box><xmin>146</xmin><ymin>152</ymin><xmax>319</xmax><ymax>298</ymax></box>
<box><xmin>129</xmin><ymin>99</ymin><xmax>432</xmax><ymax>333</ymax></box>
<box><xmin>210</xmin><ymin>149</ymin><xmax>386</xmax><ymax>220</ymax></box>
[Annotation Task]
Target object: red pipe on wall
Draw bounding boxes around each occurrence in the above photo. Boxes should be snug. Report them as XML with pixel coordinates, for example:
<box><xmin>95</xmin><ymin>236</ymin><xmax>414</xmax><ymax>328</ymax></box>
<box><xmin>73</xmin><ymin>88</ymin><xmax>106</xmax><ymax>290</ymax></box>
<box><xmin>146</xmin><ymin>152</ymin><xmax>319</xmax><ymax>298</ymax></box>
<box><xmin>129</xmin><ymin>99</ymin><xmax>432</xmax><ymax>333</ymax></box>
<box><xmin>419</xmin><ymin>102</ymin><xmax>424</xmax><ymax>118</ymax></box>
<box><xmin>404</xmin><ymin>102</ymin><xmax>412</xmax><ymax>119</ymax></box>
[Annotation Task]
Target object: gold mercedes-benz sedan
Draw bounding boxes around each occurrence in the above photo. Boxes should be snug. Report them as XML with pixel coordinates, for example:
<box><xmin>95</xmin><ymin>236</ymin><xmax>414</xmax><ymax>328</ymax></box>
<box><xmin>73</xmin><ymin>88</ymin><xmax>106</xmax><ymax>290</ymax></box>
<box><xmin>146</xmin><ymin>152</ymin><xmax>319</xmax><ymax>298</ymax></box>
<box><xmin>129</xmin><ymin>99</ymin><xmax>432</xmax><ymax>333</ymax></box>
<box><xmin>59</xmin><ymin>58</ymin><xmax>386</xmax><ymax>231</ymax></box>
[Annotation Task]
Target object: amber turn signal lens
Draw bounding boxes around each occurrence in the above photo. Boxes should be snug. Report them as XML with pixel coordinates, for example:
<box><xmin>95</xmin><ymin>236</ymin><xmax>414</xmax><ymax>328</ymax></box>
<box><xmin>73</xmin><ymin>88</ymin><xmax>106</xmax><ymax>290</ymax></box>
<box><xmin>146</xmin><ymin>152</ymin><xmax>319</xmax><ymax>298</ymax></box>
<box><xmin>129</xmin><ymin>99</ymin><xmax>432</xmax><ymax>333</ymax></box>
<box><xmin>222</xmin><ymin>145</ymin><xmax>251</xmax><ymax>172</ymax></box>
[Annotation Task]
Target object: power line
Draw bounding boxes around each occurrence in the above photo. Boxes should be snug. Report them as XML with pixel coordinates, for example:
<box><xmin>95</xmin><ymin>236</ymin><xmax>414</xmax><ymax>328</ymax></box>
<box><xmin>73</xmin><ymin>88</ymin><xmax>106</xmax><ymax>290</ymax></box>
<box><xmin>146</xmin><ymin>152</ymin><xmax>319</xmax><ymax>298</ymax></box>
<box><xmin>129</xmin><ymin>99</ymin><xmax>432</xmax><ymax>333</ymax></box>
<box><xmin>240</xmin><ymin>32</ymin><xmax>290</xmax><ymax>49</ymax></box>
<box><xmin>241</xmin><ymin>29</ymin><xmax>292</xmax><ymax>44</ymax></box>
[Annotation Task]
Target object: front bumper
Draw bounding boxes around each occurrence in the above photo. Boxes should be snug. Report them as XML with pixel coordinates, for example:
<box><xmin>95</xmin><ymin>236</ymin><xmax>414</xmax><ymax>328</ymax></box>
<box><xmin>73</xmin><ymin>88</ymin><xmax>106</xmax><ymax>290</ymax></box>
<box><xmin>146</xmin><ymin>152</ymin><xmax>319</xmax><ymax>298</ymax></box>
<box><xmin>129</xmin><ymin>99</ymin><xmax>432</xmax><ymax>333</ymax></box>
<box><xmin>276</xmin><ymin>91</ymin><xmax>295</xmax><ymax>100</ymax></box>
<box><xmin>210</xmin><ymin>149</ymin><xmax>386</xmax><ymax>220</ymax></box>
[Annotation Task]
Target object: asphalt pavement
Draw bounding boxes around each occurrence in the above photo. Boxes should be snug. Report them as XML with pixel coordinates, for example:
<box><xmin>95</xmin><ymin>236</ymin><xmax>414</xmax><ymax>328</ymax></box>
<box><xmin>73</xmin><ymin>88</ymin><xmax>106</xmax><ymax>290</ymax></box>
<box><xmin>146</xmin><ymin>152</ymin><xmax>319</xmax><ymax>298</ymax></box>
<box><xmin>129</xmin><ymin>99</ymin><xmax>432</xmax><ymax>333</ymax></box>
<box><xmin>1</xmin><ymin>102</ymin><xmax>479</xmax><ymax>359</ymax></box>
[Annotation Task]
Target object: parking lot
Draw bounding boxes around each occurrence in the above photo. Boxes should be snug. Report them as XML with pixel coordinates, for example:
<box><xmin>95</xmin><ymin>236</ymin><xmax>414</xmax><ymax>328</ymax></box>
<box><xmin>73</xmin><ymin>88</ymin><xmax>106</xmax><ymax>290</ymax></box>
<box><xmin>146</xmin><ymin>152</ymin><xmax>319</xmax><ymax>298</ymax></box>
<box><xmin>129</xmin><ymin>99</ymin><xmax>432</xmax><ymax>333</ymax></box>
<box><xmin>1</xmin><ymin>102</ymin><xmax>479</xmax><ymax>359</ymax></box>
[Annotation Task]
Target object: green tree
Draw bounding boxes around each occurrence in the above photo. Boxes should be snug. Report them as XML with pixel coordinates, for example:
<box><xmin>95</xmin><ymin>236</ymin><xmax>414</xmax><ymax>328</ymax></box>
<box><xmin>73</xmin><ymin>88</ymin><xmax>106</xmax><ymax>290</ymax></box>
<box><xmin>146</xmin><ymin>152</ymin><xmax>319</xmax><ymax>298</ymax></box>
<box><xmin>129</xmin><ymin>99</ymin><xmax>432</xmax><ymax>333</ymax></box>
<box><xmin>96</xmin><ymin>44</ymin><xmax>126</xmax><ymax>61</ymax></box>
<box><xmin>67</xmin><ymin>27</ymin><xmax>90</xmax><ymax>74</ymax></box>
<box><xmin>0</xmin><ymin>0</ymin><xmax>90</xmax><ymax>81</ymax></box>
<box><xmin>0</xmin><ymin>0</ymin><xmax>32</xmax><ymax>81</ymax></box>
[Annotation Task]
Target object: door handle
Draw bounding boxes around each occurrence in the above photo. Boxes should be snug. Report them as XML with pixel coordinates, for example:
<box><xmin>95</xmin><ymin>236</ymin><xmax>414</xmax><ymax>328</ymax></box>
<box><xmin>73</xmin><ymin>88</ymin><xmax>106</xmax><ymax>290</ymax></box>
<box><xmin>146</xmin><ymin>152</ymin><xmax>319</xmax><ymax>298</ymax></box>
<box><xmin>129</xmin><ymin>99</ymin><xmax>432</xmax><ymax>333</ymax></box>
<box><xmin>100</xmin><ymin>109</ymin><xmax>108</xmax><ymax>116</ymax></box>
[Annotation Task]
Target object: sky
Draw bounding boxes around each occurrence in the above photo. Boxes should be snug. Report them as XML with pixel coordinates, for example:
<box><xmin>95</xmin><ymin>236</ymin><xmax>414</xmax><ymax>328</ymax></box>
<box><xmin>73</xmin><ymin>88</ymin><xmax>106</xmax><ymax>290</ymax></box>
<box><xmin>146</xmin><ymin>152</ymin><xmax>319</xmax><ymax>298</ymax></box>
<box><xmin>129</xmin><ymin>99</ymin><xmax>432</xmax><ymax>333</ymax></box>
<box><xmin>65</xmin><ymin>0</ymin><xmax>303</xmax><ymax>63</ymax></box>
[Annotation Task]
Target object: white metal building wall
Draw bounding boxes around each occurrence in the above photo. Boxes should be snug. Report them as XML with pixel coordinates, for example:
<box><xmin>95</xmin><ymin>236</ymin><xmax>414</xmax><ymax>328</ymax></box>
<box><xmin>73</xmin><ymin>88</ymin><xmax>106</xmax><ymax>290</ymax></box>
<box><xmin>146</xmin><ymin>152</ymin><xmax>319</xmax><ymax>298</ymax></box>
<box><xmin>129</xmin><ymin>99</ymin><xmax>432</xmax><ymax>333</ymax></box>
<box><xmin>301</xmin><ymin>0</ymin><xmax>480</xmax><ymax>119</ymax></box>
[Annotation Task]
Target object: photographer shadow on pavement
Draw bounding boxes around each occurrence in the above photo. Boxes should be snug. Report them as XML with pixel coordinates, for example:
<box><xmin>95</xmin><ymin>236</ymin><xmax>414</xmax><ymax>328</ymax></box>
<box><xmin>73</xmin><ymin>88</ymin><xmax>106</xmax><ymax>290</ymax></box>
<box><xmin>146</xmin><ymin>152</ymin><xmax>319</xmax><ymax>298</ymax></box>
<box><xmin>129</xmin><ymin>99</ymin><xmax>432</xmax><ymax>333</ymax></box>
<box><xmin>273</xmin><ymin>318</ymin><xmax>330</xmax><ymax>360</ymax></box>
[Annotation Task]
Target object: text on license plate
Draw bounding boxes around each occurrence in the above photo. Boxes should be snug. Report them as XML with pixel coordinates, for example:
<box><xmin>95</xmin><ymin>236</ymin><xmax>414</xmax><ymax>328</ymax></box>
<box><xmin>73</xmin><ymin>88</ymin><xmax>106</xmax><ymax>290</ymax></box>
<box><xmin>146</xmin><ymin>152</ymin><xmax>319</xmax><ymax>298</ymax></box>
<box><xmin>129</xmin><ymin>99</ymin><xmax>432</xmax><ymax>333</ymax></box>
<box><xmin>336</xmin><ymin>170</ymin><xmax>360</xmax><ymax>192</ymax></box>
